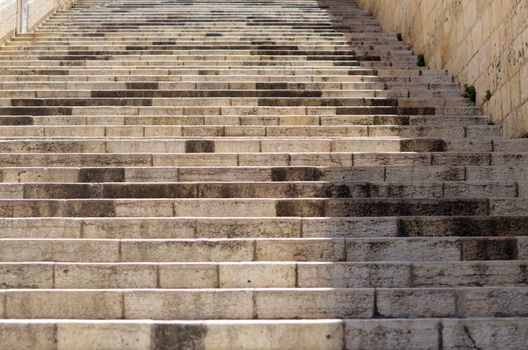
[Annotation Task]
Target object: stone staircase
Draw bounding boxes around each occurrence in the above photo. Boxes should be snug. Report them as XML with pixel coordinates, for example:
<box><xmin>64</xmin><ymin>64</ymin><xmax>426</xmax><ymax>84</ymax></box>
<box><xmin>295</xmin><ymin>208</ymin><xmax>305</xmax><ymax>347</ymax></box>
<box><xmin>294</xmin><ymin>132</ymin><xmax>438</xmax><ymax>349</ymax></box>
<box><xmin>0</xmin><ymin>0</ymin><xmax>527</xmax><ymax>348</ymax></box>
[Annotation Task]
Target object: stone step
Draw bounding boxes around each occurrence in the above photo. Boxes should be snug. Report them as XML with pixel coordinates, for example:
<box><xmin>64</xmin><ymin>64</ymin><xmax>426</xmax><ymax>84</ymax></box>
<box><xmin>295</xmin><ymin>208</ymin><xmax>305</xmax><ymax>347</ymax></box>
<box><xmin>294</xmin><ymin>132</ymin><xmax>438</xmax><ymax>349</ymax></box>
<box><xmin>1</xmin><ymin>0</ymin><xmax>525</xmax><ymax>343</ymax></box>
<box><xmin>1</xmin><ymin>47</ymin><xmax>412</xmax><ymax>54</ymax></box>
<box><xmin>0</xmin><ymin>50</ymin><xmax>409</xmax><ymax>56</ymax></box>
<box><xmin>0</xmin><ymin>237</ymin><xmax>523</xmax><ymax>263</ymax></box>
<box><xmin>0</xmin><ymin>197</ymin><xmax>511</xmax><ymax>217</ymax></box>
<box><xmin>0</xmin><ymin>163</ymin><xmax>526</xmax><ymax>183</ymax></box>
<box><xmin>0</xmin><ymin>181</ymin><xmax>521</xmax><ymax>199</ymax></box>
<box><xmin>0</xmin><ymin>137</ymin><xmax>453</xmax><ymax>153</ymax></box>
<box><xmin>0</xmin><ymin>51</ymin><xmax>374</xmax><ymax>56</ymax></box>
<box><xmin>0</xmin><ymin>82</ymin><xmax>460</xmax><ymax>95</ymax></box>
<box><xmin>0</xmin><ymin>74</ymin><xmax>449</xmax><ymax>84</ymax></box>
<box><xmin>0</xmin><ymin>216</ymin><xmax>526</xmax><ymax>239</ymax></box>
<box><xmin>0</xmin><ymin>68</ymin><xmax>452</xmax><ymax>79</ymax></box>
<box><xmin>0</xmin><ymin>106</ymin><xmax>480</xmax><ymax>117</ymax></box>
<box><xmin>0</xmin><ymin>90</ymin><xmax>464</xmax><ymax>101</ymax></box>
<box><xmin>0</xmin><ymin>318</ymin><xmax>526</xmax><ymax>350</ymax></box>
<box><xmin>0</xmin><ymin>287</ymin><xmax>526</xmax><ymax>319</ymax></box>
<box><xmin>0</xmin><ymin>136</ymin><xmax>520</xmax><ymax>153</ymax></box>
<box><xmin>0</xmin><ymin>125</ymin><xmax>499</xmax><ymax>138</ymax></box>
<box><xmin>1</xmin><ymin>261</ymin><xmax>527</xmax><ymax>289</ymax></box>
<box><xmin>0</xmin><ymin>67</ymin><xmax>453</xmax><ymax>77</ymax></box>
<box><xmin>9</xmin><ymin>38</ymin><xmax>405</xmax><ymax>44</ymax></box>
<box><xmin>0</xmin><ymin>148</ymin><xmax>477</xmax><ymax>164</ymax></box>
<box><xmin>0</xmin><ymin>104</ymin><xmax>482</xmax><ymax>116</ymax></box>
<box><xmin>3</xmin><ymin>97</ymin><xmax>470</xmax><ymax>108</ymax></box>
<box><xmin>0</xmin><ymin>55</ymin><xmax>408</xmax><ymax>64</ymax></box>
<box><xmin>0</xmin><ymin>114</ymin><xmax>492</xmax><ymax>127</ymax></box>
<box><xmin>0</xmin><ymin>81</ymin><xmax>390</xmax><ymax>90</ymax></box>
<box><xmin>4</xmin><ymin>97</ymin><xmax>466</xmax><ymax>108</ymax></box>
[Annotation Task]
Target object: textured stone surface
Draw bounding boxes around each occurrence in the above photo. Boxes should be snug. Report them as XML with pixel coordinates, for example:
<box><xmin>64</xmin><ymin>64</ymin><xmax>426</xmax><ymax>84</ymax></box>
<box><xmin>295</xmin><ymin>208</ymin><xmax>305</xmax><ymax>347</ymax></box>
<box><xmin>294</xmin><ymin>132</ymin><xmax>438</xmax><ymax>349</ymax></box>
<box><xmin>355</xmin><ymin>0</ymin><xmax>528</xmax><ymax>136</ymax></box>
<box><xmin>0</xmin><ymin>0</ymin><xmax>526</xmax><ymax>347</ymax></box>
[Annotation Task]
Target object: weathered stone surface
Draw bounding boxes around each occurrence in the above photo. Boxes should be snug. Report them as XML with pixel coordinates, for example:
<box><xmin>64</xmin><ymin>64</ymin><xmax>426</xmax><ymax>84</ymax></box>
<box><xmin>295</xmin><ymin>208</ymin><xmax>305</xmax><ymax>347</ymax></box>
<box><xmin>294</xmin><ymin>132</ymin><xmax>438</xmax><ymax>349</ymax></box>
<box><xmin>0</xmin><ymin>322</ymin><xmax>55</xmax><ymax>350</ymax></box>
<box><xmin>442</xmin><ymin>318</ymin><xmax>528</xmax><ymax>350</ymax></box>
<box><xmin>345</xmin><ymin>319</ymin><xmax>440</xmax><ymax>350</ymax></box>
<box><xmin>376</xmin><ymin>288</ymin><xmax>457</xmax><ymax>318</ymax></box>
<box><xmin>58</xmin><ymin>322</ymin><xmax>152</xmax><ymax>350</ymax></box>
<box><xmin>0</xmin><ymin>0</ymin><xmax>526</xmax><ymax>346</ymax></box>
<box><xmin>205</xmin><ymin>320</ymin><xmax>344</xmax><ymax>350</ymax></box>
<box><xmin>255</xmin><ymin>289</ymin><xmax>374</xmax><ymax>319</ymax></box>
<box><xmin>6</xmin><ymin>291</ymin><xmax>122</xmax><ymax>318</ymax></box>
<box><xmin>124</xmin><ymin>290</ymin><xmax>253</xmax><ymax>319</ymax></box>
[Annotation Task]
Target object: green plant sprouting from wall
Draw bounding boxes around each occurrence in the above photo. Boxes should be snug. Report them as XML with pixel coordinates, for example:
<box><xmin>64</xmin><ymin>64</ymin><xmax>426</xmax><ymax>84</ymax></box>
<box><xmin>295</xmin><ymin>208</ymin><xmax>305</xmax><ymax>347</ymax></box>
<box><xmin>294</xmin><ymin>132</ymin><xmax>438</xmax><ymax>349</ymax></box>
<box><xmin>464</xmin><ymin>84</ymin><xmax>476</xmax><ymax>103</ymax></box>
<box><xmin>416</xmin><ymin>54</ymin><xmax>425</xmax><ymax>67</ymax></box>
<box><xmin>484</xmin><ymin>90</ymin><xmax>492</xmax><ymax>102</ymax></box>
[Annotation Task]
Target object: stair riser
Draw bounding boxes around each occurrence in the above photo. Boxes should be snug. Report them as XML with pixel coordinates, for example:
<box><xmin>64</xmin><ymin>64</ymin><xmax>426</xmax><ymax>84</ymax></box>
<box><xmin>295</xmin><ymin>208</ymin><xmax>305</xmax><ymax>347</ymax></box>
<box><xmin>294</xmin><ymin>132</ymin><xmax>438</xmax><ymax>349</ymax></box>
<box><xmin>1</xmin><ymin>319</ymin><xmax>527</xmax><ymax>350</ymax></box>
<box><xmin>0</xmin><ymin>182</ymin><xmax>520</xmax><ymax>199</ymax></box>
<box><xmin>0</xmin><ymin>165</ymin><xmax>527</xmax><ymax>182</ymax></box>
<box><xmin>1</xmin><ymin>215</ymin><xmax>527</xmax><ymax>238</ymax></box>
<box><xmin>0</xmin><ymin>288</ymin><xmax>527</xmax><ymax>319</ymax></box>
<box><xmin>2</xmin><ymin>261</ymin><xmax>526</xmax><ymax>289</ymax></box>
<box><xmin>0</xmin><ymin>236</ymin><xmax>523</xmax><ymax>262</ymax></box>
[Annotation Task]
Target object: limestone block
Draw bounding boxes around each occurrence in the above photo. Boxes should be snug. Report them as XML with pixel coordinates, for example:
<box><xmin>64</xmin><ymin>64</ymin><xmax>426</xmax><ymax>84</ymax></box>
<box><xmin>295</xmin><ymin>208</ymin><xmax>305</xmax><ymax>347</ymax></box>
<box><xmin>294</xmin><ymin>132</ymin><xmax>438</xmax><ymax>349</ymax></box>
<box><xmin>54</xmin><ymin>263</ymin><xmax>158</xmax><ymax>288</ymax></box>
<box><xmin>6</xmin><ymin>290</ymin><xmax>123</xmax><ymax>318</ymax></box>
<box><xmin>205</xmin><ymin>320</ymin><xmax>344</xmax><ymax>350</ymax></box>
<box><xmin>442</xmin><ymin>318</ymin><xmax>528</xmax><ymax>350</ymax></box>
<box><xmin>159</xmin><ymin>263</ymin><xmax>218</xmax><ymax>288</ymax></box>
<box><xmin>297</xmin><ymin>262</ymin><xmax>411</xmax><ymax>288</ymax></box>
<box><xmin>255</xmin><ymin>289</ymin><xmax>374</xmax><ymax>319</ymax></box>
<box><xmin>376</xmin><ymin>288</ymin><xmax>457</xmax><ymax>318</ymax></box>
<box><xmin>219</xmin><ymin>263</ymin><xmax>295</xmax><ymax>288</ymax></box>
<box><xmin>302</xmin><ymin>217</ymin><xmax>399</xmax><ymax>238</ymax></box>
<box><xmin>124</xmin><ymin>290</ymin><xmax>253</xmax><ymax>319</ymax></box>
<box><xmin>0</xmin><ymin>263</ymin><xmax>53</xmax><ymax>288</ymax></box>
<box><xmin>345</xmin><ymin>319</ymin><xmax>440</xmax><ymax>350</ymax></box>
<box><xmin>346</xmin><ymin>238</ymin><xmax>461</xmax><ymax>262</ymax></box>
<box><xmin>57</xmin><ymin>322</ymin><xmax>151</xmax><ymax>350</ymax></box>
<box><xmin>195</xmin><ymin>218</ymin><xmax>301</xmax><ymax>239</ymax></box>
<box><xmin>0</xmin><ymin>322</ymin><xmax>55</xmax><ymax>350</ymax></box>
<box><xmin>412</xmin><ymin>261</ymin><xmax>527</xmax><ymax>287</ymax></box>
<box><xmin>256</xmin><ymin>239</ymin><xmax>345</xmax><ymax>262</ymax></box>
<box><xmin>0</xmin><ymin>239</ymin><xmax>119</xmax><ymax>262</ymax></box>
<box><xmin>121</xmin><ymin>239</ymin><xmax>254</xmax><ymax>262</ymax></box>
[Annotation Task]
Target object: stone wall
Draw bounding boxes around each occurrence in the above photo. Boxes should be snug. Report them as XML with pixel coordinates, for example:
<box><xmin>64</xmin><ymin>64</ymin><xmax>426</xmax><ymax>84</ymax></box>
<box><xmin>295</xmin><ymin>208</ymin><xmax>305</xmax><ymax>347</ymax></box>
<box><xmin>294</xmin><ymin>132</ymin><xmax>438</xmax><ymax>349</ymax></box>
<box><xmin>0</xmin><ymin>0</ymin><xmax>77</xmax><ymax>44</ymax></box>
<box><xmin>0</xmin><ymin>0</ymin><xmax>17</xmax><ymax>44</ymax></box>
<box><xmin>354</xmin><ymin>0</ymin><xmax>528</xmax><ymax>137</ymax></box>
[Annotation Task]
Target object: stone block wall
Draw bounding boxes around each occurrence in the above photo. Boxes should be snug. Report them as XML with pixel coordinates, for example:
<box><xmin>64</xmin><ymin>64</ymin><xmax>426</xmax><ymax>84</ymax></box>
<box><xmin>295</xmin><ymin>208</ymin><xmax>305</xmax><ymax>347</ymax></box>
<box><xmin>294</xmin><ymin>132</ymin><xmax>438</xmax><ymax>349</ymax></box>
<box><xmin>355</xmin><ymin>0</ymin><xmax>528</xmax><ymax>137</ymax></box>
<box><xmin>0</xmin><ymin>0</ymin><xmax>17</xmax><ymax>44</ymax></box>
<box><xmin>0</xmin><ymin>0</ymin><xmax>77</xmax><ymax>44</ymax></box>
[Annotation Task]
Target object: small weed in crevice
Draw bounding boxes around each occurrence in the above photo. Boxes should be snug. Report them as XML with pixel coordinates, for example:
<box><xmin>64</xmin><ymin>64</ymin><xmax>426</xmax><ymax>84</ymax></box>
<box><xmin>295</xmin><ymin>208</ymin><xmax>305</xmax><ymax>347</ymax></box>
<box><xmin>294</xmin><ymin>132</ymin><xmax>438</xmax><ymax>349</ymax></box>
<box><xmin>487</xmin><ymin>121</ymin><xmax>495</xmax><ymax>126</ymax></box>
<box><xmin>397</xmin><ymin>33</ymin><xmax>403</xmax><ymax>41</ymax></box>
<box><xmin>484</xmin><ymin>90</ymin><xmax>492</xmax><ymax>102</ymax></box>
<box><xmin>521</xmin><ymin>132</ymin><xmax>528</xmax><ymax>139</ymax></box>
<box><xmin>417</xmin><ymin>54</ymin><xmax>426</xmax><ymax>67</ymax></box>
<box><xmin>463</xmin><ymin>84</ymin><xmax>477</xmax><ymax>103</ymax></box>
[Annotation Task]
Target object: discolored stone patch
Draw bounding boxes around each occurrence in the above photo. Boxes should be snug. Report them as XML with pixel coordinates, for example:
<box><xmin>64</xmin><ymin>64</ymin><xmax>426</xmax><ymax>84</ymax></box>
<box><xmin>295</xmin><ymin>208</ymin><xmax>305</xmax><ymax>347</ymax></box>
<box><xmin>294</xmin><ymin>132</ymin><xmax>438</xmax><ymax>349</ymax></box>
<box><xmin>399</xmin><ymin>216</ymin><xmax>528</xmax><ymax>237</ymax></box>
<box><xmin>0</xmin><ymin>116</ymin><xmax>33</xmax><ymax>125</ymax></box>
<box><xmin>185</xmin><ymin>140</ymin><xmax>215</xmax><ymax>153</ymax></box>
<box><xmin>400</xmin><ymin>139</ymin><xmax>447</xmax><ymax>152</ymax></box>
<box><xmin>102</xmin><ymin>183</ymin><xmax>196</xmax><ymax>198</ymax></box>
<box><xmin>79</xmin><ymin>168</ymin><xmax>125</xmax><ymax>182</ymax></box>
<box><xmin>152</xmin><ymin>323</ymin><xmax>207</xmax><ymax>350</ymax></box>
<box><xmin>67</xmin><ymin>200</ymin><xmax>117</xmax><ymax>217</ymax></box>
<box><xmin>276</xmin><ymin>200</ymin><xmax>325</xmax><ymax>217</ymax></box>
<box><xmin>126</xmin><ymin>82</ymin><xmax>159</xmax><ymax>90</ymax></box>
<box><xmin>462</xmin><ymin>239</ymin><xmax>518</xmax><ymax>260</ymax></box>
<box><xmin>271</xmin><ymin>167</ymin><xmax>322</xmax><ymax>181</ymax></box>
